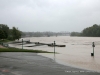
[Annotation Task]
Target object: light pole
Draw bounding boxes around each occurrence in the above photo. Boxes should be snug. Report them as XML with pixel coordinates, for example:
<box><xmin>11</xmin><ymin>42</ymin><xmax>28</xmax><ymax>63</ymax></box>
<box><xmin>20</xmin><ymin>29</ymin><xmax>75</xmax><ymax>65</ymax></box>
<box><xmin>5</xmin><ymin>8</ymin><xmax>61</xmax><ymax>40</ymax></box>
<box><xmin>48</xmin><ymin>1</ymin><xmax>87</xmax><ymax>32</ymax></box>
<box><xmin>54</xmin><ymin>41</ymin><xmax>55</xmax><ymax>54</ymax></box>
<box><xmin>22</xmin><ymin>39</ymin><xmax>23</xmax><ymax>49</ymax></box>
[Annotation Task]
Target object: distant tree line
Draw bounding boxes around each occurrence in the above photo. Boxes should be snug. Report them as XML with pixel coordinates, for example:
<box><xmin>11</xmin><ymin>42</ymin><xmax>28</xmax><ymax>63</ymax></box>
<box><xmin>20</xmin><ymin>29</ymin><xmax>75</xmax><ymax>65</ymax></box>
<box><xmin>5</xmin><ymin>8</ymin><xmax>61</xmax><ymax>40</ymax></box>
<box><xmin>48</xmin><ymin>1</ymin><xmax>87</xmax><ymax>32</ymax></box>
<box><xmin>70</xmin><ymin>24</ymin><xmax>100</xmax><ymax>37</ymax></box>
<box><xmin>0</xmin><ymin>24</ymin><xmax>22</xmax><ymax>40</ymax></box>
<box><xmin>70</xmin><ymin>32</ymin><xmax>80</xmax><ymax>36</ymax></box>
<box><xmin>22</xmin><ymin>31</ymin><xmax>70</xmax><ymax>37</ymax></box>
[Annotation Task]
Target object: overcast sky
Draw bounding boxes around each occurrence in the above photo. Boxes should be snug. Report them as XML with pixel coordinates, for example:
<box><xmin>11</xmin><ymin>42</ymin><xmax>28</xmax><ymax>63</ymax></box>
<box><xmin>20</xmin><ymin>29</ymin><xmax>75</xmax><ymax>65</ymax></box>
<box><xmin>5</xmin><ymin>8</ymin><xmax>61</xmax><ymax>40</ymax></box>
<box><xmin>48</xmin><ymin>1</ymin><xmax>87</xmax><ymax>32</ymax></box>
<box><xmin>0</xmin><ymin>0</ymin><xmax>100</xmax><ymax>32</ymax></box>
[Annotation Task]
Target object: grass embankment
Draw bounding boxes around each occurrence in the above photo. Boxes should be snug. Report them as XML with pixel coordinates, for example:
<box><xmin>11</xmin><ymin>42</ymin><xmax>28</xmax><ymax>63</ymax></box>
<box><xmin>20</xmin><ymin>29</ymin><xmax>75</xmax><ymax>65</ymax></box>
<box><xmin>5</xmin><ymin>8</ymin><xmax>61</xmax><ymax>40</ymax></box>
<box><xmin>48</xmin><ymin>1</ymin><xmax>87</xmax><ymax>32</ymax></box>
<box><xmin>0</xmin><ymin>48</ymin><xmax>53</xmax><ymax>53</ymax></box>
<box><xmin>0</xmin><ymin>39</ymin><xmax>54</xmax><ymax>53</ymax></box>
<box><xmin>0</xmin><ymin>39</ymin><xmax>12</xmax><ymax>43</ymax></box>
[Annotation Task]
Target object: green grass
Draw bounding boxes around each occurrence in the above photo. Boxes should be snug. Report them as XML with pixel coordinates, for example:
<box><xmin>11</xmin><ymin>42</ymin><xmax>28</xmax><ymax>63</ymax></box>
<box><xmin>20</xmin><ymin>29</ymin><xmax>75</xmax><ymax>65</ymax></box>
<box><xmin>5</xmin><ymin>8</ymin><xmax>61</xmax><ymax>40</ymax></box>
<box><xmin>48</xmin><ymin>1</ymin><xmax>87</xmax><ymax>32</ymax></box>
<box><xmin>0</xmin><ymin>48</ymin><xmax>54</xmax><ymax>53</ymax></box>
<box><xmin>0</xmin><ymin>39</ymin><xmax>11</xmax><ymax>43</ymax></box>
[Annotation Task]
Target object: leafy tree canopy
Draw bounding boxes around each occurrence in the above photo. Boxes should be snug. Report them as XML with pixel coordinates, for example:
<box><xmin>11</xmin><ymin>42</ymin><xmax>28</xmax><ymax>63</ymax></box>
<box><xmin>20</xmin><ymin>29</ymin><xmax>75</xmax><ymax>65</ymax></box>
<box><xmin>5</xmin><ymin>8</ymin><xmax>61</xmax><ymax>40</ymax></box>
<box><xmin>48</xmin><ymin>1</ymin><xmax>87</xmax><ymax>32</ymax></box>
<box><xmin>0</xmin><ymin>24</ymin><xmax>22</xmax><ymax>40</ymax></box>
<box><xmin>71</xmin><ymin>24</ymin><xmax>100</xmax><ymax>37</ymax></box>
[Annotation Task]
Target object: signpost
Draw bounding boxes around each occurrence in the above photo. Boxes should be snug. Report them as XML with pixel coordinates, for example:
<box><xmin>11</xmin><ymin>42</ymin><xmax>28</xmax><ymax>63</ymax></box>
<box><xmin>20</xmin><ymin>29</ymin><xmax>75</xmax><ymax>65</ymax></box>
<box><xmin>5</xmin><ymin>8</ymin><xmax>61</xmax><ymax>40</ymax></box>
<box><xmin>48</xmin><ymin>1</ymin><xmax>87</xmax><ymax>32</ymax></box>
<box><xmin>91</xmin><ymin>42</ymin><xmax>95</xmax><ymax>56</ymax></box>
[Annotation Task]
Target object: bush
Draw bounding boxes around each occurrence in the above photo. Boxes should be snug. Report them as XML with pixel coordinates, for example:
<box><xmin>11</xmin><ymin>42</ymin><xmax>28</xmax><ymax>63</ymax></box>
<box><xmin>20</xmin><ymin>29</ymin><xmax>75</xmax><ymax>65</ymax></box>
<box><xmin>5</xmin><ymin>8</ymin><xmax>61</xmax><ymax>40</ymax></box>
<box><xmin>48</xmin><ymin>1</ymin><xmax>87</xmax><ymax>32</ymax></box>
<box><xmin>7</xmin><ymin>36</ymin><xmax>14</xmax><ymax>41</ymax></box>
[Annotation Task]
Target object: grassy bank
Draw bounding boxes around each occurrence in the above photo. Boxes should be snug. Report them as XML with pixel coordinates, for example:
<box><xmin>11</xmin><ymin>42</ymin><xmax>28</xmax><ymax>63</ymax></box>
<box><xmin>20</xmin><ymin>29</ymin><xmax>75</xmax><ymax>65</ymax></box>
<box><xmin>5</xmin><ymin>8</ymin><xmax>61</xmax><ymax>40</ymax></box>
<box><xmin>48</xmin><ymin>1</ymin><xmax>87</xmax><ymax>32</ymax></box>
<box><xmin>0</xmin><ymin>48</ymin><xmax>53</xmax><ymax>53</ymax></box>
<box><xmin>0</xmin><ymin>39</ymin><xmax>12</xmax><ymax>43</ymax></box>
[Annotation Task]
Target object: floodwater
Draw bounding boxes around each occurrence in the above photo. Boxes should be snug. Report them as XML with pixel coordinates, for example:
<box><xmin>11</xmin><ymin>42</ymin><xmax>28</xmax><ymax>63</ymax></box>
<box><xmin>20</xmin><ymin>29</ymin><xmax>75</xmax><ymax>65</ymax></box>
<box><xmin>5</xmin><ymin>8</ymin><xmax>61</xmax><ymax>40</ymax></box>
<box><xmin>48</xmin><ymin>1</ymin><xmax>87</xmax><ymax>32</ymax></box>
<box><xmin>9</xmin><ymin>36</ymin><xmax>100</xmax><ymax>72</ymax></box>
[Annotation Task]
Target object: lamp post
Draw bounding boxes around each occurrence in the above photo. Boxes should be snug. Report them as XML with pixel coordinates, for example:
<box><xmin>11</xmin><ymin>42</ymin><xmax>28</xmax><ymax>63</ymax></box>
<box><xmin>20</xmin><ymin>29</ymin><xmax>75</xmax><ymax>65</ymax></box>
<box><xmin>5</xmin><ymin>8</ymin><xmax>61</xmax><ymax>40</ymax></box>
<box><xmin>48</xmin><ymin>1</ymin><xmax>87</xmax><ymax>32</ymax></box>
<box><xmin>54</xmin><ymin>41</ymin><xmax>55</xmax><ymax>54</ymax></box>
<box><xmin>22</xmin><ymin>39</ymin><xmax>23</xmax><ymax>49</ymax></box>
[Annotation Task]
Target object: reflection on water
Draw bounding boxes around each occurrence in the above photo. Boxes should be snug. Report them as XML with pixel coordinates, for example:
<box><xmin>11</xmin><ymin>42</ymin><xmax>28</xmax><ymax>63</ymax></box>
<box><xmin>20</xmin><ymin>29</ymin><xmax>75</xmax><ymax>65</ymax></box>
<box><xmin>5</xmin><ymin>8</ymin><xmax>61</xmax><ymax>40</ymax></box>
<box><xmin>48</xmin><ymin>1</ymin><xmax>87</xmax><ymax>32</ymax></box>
<box><xmin>10</xmin><ymin>36</ymin><xmax>100</xmax><ymax>72</ymax></box>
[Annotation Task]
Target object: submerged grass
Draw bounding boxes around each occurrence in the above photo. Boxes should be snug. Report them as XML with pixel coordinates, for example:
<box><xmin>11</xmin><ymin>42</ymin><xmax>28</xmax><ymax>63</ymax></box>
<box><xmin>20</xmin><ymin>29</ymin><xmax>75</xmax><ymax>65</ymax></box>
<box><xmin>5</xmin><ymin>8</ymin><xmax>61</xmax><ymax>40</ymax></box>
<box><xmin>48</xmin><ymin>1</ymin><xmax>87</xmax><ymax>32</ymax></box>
<box><xmin>0</xmin><ymin>48</ymin><xmax>54</xmax><ymax>53</ymax></box>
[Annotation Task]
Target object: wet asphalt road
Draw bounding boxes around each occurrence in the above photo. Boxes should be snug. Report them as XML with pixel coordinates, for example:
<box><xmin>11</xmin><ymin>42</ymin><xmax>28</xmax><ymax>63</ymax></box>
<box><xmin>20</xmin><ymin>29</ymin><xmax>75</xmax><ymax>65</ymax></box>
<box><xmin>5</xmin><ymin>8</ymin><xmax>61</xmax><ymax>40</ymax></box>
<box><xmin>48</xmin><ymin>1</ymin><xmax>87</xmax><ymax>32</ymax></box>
<box><xmin>0</xmin><ymin>52</ymin><xmax>100</xmax><ymax>75</ymax></box>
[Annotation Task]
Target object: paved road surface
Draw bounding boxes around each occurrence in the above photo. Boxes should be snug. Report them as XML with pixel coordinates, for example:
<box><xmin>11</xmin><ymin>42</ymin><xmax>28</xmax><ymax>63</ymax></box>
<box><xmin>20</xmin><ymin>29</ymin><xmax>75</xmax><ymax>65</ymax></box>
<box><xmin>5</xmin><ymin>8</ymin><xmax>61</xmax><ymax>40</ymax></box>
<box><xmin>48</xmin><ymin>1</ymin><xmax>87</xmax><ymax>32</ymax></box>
<box><xmin>0</xmin><ymin>52</ymin><xmax>100</xmax><ymax>75</ymax></box>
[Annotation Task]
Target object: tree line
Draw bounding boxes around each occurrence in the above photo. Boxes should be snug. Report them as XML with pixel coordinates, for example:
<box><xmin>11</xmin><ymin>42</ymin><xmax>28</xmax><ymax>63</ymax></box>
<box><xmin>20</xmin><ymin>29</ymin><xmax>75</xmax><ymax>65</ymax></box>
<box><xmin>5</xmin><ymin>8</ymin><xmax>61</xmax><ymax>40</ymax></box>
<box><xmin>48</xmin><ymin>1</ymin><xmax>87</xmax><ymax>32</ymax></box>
<box><xmin>22</xmin><ymin>31</ymin><xmax>70</xmax><ymax>37</ymax></box>
<box><xmin>70</xmin><ymin>24</ymin><xmax>100</xmax><ymax>37</ymax></box>
<box><xmin>0</xmin><ymin>24</ymin><xmax>21</xmax><ymax>40</ymax></box>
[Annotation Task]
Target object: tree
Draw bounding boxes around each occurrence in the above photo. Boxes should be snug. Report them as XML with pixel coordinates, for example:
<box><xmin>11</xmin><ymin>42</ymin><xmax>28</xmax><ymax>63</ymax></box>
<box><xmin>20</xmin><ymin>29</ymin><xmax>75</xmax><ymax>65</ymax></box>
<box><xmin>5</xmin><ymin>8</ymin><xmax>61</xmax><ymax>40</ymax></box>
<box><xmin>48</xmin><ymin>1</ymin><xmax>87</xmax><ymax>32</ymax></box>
<box><xmin>12</xmin><ymin>27</ymin><xmax>21</xmax><ymax>40</ymax></box>
<box><xmin>81</xmin><ymin>24</ymin><xmax>100</xmax><ymax>37</ymax></box>
<box><xmin>0</xmin><ymin>24</ymin><xmax>9</xmax><ymax>39</ymax></box>
<box><xmin>70</xmin><ymin>24</ymin><xmax>100</xmax><ymax>37</ymax></box>
<box><xmin>0</xmin><ymin>29</ymin><xmax>6</xmax><ymax>40</ymax></box>
<box><xmin>0</xmin><ymin>24</ymin><xmax>22</xmax><ymax>40</ymax></box>
<box><xmin>70</xmin><ymin>32</ymin><xmax>81</xmax><ymax>36</ymax></box>
<box><xmin>16</xmin><ymin>30</ymin><xmax>21</xmax><ymax>40</ymax></box>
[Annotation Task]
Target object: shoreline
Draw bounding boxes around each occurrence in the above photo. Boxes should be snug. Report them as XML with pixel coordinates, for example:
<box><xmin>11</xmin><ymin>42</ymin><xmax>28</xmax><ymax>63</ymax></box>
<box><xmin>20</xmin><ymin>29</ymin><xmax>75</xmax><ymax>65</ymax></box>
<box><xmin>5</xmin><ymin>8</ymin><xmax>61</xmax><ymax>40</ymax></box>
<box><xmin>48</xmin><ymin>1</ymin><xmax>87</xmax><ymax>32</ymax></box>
<box><xmin>38</xmin><ymin>53</ymin><xmax>100</xmax><ymax>72</ymax></box>
<box><xmin>1</xmin><ymin>44</ymin><xmax>99</xmax><ymax>72</ymax></box>
<box><xmin>0</xmin><ymin>52</ymin><xmax>100</xmax><ymax>75</ymax></box>
<box><xmin>8</xmin><ymin>43</ymin><xmax>100</xmax><ymax>72</ymax></box>
<box><xmin>4</xmin><ymin>40</ymin><xmax>100</xmax><ymax>72</ymax></box>
<box><xmin>55</xmin><ymin>58</ymin><xmax>100</xmax><ymax>73</ymax></box>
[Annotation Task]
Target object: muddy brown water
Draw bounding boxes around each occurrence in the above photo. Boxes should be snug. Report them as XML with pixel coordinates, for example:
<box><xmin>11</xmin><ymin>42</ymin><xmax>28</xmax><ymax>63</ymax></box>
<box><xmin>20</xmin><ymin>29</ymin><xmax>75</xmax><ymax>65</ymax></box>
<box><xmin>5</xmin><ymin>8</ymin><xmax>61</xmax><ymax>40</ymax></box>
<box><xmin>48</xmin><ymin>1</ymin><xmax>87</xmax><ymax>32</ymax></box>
<box><xmin>9</xmin><ymin>36</ymin><xmax>100</xmax><ymax>72</ymax></box>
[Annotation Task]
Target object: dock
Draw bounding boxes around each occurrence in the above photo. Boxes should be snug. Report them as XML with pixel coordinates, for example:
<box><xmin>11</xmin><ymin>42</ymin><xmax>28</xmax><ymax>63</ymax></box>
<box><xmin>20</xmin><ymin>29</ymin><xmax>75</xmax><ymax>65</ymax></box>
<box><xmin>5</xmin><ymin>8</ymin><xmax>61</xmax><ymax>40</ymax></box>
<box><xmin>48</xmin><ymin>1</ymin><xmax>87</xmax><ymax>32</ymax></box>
<box><xmin>9</xmin><ymin>40</ymin><xmax>66</xmax><ymax>47</ymax></box>
<box><xmin>48</xmin><ymin>44</ymin><xmax>66</xmax><ymax>47</ymax></box>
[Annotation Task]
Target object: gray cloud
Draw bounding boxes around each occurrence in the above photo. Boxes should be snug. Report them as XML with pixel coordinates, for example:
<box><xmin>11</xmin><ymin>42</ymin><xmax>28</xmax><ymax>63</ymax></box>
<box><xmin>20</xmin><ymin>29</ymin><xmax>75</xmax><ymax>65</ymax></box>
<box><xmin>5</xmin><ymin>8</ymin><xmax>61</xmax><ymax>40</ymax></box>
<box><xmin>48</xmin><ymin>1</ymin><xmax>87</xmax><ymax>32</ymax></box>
<box><xmin>0</xmin><ymin>0</ymin><xmax>100</xmax><ymax>32</ymax></box>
